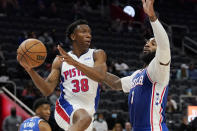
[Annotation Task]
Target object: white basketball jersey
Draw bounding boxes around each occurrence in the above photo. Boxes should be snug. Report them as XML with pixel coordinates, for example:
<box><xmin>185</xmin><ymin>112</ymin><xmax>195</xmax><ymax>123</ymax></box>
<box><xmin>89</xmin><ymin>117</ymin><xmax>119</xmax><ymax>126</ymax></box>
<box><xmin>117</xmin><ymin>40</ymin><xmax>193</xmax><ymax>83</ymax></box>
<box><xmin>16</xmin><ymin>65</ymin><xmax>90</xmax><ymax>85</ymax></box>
<box><xmin>59</xmin><ymin>49</ymin><xmax>99</xmax><ymax>116</ymax></box>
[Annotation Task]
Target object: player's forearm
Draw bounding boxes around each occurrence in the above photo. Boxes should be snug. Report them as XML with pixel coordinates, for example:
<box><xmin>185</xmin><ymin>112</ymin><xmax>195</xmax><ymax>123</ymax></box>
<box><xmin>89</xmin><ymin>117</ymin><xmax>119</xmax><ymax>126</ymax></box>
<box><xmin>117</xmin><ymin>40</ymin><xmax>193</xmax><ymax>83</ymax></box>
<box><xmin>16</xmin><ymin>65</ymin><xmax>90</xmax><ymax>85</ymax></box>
<box><xmin>103</xmin><ymin>72</ymin><xmax>122</xmax><ymax>90</ymax></box>
<box><xmin>73</xmin><ymin>62</ymin><xmax>107</xmax><ymax>83</ymax></box>
<box><xmin>26</xmin><ymin>69</ymin><xmax>53</xmax><ymax>96</ymax></box>
<box><xmin>151</xmin><ymin>19</ymin><xmax>171</xmax><ymax>64</ymax></box>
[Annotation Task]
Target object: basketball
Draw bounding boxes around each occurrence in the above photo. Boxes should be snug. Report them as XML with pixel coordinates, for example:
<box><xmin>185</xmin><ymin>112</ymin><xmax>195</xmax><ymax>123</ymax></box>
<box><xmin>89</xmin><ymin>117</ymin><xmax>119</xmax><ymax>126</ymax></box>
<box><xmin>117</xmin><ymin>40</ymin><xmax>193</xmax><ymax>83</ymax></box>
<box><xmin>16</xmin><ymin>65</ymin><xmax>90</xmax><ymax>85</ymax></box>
<box><xmin>17</xmin><ymin>39</ymin><xmax>47</xmax><ymax>68</ymax></box>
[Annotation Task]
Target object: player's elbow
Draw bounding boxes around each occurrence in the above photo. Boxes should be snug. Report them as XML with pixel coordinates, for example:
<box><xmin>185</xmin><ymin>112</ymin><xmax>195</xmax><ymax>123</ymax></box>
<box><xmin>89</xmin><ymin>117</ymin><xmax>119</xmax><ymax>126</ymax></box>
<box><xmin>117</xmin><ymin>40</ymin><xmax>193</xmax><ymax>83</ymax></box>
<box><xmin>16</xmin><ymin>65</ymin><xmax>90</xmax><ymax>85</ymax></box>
<box><xmin>42</xmin><ymin>88</ymin><xmax>54</xmax><ymax>96</ymax></box>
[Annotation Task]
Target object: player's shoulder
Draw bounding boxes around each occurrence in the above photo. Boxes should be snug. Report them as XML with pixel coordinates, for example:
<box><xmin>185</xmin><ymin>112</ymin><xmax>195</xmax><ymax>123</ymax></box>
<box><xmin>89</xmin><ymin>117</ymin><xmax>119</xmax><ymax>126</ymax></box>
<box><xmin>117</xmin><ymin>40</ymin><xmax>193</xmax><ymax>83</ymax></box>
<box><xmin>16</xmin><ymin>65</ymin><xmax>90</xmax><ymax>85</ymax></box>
<box><xmin>93</xmin><ymin>49</ymin><xmax>107</xmax><ymax>61</ymax></box>
<box><xmin>39</xmin><ymin>121</ymin><xmax>51</xmax><ymax>131</ymax></box>
<box><xmin>132</xmin><ymin>69</ymin><xmax>142</xmax><ymax>76</ymax></box>
<box><xmin>93</xmin><ymin>49</ymin><xmax>105</xmax><ymax>53</ymax></box>
<box><xmin>93</xmin><ymin>49</ymin><xmax>106</xmax><ymax>57</ymax></box>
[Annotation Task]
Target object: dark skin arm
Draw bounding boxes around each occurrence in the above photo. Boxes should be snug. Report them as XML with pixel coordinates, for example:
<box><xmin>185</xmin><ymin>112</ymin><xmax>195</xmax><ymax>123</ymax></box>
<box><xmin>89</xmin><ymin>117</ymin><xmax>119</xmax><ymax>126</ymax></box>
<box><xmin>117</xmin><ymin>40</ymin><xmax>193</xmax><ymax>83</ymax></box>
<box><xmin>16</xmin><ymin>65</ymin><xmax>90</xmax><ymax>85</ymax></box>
<box><xmin>103</xmin><ymin>72</ymin><xmax>122</xmax><ymax>90</ymax></box>
<box><xmin>17</xmin><ymin>56</ymin><xmax>61</xmax><ymax>96</ymax></box>
<box><xmin>142</xmin><ymin>0</ymin><xmax>157</xmax><ymax>22</ymax></box>
<box><xmin>39</xmin><ymin>121</ymin><xmax>52</xmax><ymax>131</ymax></box>
<box><xmin>57</xmin><ymin>45</ymin><xmax>107</xmax><ymax>83</ymax></box>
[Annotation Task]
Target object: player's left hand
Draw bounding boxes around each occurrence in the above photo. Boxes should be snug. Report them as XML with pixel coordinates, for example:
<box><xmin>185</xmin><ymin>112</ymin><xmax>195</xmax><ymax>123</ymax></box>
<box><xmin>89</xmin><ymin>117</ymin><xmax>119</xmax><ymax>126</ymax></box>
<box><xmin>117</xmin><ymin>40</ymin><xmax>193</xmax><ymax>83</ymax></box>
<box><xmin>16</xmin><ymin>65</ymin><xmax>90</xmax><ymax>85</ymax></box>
<box><xmin>57</xmin><ymin>45</ymin><xmax>77</xmax><ymax>66</ymax></box>
<box><xmin>142</xmin><ymin>0</ymin><xmax>156</xmax><ymax>18</ymax></box>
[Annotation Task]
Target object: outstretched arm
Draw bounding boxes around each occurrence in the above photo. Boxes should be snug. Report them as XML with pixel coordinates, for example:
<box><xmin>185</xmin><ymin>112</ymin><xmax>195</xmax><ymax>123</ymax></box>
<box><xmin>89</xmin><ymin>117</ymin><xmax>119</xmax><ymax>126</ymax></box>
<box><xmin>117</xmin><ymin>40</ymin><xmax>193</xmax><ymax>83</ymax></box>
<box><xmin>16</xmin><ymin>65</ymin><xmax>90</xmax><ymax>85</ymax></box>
<box><xmin>57</xmin><ymin>45</ymin><xmax>107</xmax><ymax>83</ymax></box>
<box><xmin>104</xmin><ymin>72</ymin><xmax>135</xmax><ymax>93</ymax></box>
<box><xmin>142</xmin><ymin>0</ymin><xmax>171</xmax><ymax>84</ymax></box>
<box><xmin>103</xmin><ymin>72</ymin><xmax>122</xmax><ymax>90</ymax></box>
<box><xmin>17</xmin><ymin>57</ymin><xmax>61</xmax><ymax>96</ymax></box>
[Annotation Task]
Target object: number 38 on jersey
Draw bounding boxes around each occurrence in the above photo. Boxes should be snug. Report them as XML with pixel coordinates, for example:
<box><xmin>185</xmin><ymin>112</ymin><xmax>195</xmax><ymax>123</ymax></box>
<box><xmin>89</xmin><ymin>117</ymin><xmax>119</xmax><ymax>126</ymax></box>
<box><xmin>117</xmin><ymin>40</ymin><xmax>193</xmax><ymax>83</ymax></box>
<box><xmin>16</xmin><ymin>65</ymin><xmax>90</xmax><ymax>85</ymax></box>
<box><xmin>71</xmin><ymin>78</ymin><xmax>89</xmax><ymax>93</ymax></box>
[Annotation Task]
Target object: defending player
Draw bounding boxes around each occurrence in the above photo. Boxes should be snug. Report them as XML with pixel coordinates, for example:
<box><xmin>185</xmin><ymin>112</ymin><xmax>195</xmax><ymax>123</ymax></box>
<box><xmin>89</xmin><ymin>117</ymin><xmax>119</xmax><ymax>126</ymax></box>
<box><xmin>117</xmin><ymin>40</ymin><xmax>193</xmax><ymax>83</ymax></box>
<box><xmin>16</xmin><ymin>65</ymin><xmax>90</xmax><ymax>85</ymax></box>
<box><xmin>19</xmin><ymin>98</ymin><xmax>51</xmax><ymax>131</ymax></box>
<box><xmin>103</xmin><ymin>0</ymin><xmax>171</xmax><ymax>130</ymax></box>
<box><xmin>17</xmin><ymin>20</ymin><xmax>107</xmax><ymax>131</ymax></box>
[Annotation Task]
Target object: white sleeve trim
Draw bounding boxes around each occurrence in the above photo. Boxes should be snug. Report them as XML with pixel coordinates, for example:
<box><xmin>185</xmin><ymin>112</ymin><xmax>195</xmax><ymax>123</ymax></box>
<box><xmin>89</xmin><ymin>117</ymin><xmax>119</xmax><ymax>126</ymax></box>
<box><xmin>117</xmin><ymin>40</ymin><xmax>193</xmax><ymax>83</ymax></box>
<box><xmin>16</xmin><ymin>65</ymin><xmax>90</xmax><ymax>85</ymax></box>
<box><xmin>121</xmin><ymin>70</ymin><xmax>140</xmax><ymax>93</ymax></box>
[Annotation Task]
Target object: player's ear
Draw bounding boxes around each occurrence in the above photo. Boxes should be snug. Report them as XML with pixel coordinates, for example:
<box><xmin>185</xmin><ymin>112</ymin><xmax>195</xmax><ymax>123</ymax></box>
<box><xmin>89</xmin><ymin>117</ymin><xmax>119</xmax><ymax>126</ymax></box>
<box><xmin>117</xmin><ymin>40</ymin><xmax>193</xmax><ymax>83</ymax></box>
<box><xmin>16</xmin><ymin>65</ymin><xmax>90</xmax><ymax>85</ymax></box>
<box><xmin>70</xmin><ymin>33</ymin><xmax>75</xmax><ymax>41</ymax></box>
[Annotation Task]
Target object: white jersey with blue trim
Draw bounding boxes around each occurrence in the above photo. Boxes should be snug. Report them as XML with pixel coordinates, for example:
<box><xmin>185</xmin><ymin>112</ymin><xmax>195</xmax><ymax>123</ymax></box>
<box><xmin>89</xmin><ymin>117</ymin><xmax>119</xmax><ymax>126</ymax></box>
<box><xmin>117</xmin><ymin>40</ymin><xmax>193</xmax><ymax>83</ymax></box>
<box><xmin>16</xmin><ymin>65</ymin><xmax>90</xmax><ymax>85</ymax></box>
<box><xmin>58</xmin><ymin>48</ymin><xmax>99</xmax><ymax>116</ymax></box>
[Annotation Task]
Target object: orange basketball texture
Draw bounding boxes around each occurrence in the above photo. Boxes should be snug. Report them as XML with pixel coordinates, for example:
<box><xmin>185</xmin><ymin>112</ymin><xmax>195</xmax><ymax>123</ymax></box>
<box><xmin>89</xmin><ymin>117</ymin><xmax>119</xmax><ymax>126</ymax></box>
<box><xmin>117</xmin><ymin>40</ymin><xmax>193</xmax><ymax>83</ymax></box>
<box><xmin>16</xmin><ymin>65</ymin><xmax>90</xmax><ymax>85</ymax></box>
<box><xmin>17</xmin><ymin>39</ymin><xmax>47</xmax><ymax>68</ymax></box>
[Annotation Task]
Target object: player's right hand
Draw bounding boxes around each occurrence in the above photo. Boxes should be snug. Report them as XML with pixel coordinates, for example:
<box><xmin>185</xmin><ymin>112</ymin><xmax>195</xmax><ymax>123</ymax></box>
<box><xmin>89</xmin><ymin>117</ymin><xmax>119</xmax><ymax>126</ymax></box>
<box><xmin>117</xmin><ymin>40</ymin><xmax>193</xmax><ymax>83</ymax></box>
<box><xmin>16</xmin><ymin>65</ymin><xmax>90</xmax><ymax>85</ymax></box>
<box><xmin>17</xmin><ymin>55</ymin><xmax>33</xmax><ymax>72</ymax></box>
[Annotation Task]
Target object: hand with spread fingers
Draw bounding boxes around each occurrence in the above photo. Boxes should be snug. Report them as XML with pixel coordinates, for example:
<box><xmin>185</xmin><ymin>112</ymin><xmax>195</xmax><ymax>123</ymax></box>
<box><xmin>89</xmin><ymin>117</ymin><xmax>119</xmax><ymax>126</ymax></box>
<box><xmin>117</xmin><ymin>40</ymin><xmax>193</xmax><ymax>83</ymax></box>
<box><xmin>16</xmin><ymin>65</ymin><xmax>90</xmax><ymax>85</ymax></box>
<box><xmin>142</xmin><ymin>0</ymin><xmax>157</xmax><ymax>21</ymax></box>
<box><xmin>57</xmin><ymin>45</ymin><xmax>77</xmax><ymax>66</ymax></box>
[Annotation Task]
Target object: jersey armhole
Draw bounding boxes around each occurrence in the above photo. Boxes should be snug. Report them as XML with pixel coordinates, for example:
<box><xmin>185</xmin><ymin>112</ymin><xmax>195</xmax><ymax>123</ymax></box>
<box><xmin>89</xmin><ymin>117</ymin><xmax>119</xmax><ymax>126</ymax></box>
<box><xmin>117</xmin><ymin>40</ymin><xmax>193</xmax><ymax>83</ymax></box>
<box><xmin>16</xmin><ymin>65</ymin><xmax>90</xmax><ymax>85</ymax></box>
<box><xmin>146</xmin><ymin>69</ymin><xmax>154</xmax><ymax>83</ymax></box>
<box><xmin>92</xmin><ymin>49</ymin><xmax>96</xmax><ymax>62</ymax></box>
<box><xmin>38</xmin><ymin>119</ymin><xmax>45</xmax><ymax>124</ymax></box>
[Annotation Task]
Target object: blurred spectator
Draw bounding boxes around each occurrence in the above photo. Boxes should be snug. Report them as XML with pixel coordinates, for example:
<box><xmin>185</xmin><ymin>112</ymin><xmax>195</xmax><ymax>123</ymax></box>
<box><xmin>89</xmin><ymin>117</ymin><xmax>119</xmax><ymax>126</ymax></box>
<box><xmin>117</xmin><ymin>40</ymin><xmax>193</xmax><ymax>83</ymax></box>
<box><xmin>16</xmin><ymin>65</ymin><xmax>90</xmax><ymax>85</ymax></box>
<box><xmin>93</xmin><ymin>113</ymin><xmax>108</xmax><ymax>131</ymax></box>
<box><xmin>49</xmin><ymin>87</ymin><xmax>60</xmax><ymax>105</ymax></box>
<box><xmin>2</xmin><ymin>107</ymin><xmax>22</xmax><ymax>131</ymax></box>
<box><xmin>107</xmin><ymin>59</ymin><xmax>116</xmax><ymax>74</ymax></box>
<box><xmin>127</xmin><ymin>21</ymin><xmax>133</xmax><ymax>33</ymax></box>
<box><xmin>189</xmin><ymin>117</ymin><xmax>197</xmax><ymax>131</ymax></box>
<box><xmin>176</xmin><ymin>64</ymin><xmax>189</xmax><ymax>80</ymax></box>
<box><xmin>114</xmin><ymin>58</ymin><xmax>129</xmax><ymax>76</ymax></box>
<box><xmin>113</xmin><ymin>122</ymin><xmax>123</xmax><ymax>131</ymax></box>
<box><xmin>177</xmin><ymin>115</ymin><xmax>192</xmax><ymax>131</ymax></box>
<box><xmin>106</xmin><ymin>110</ymin><xmax>125</xmax><ymax>130</ymax></box>
<box><xmin>188</xmin><ymin>63</ymin><xmax>197</xmax><ymax>80</ymax></box>
<box><xmin>186</xmin><ymin>86</ymin><xmax>192</xmax><ymax>96</ymax></box>
<box><xmin>170</xmin><ymin>68</ymin><xmax>177</xmax><ymax>80</ymax></box>
<box><xmin>123</xmin><ymin>122</ymin><xmax>132</xmax><ymax>131</ymax></box>
<box><xmin>21</xmin><ymin>81</ymin><xmax>36</xmax><ymax>108</ymax></box>
<box><xmin>0</xmin><ymin>62</ymin><xmax>9</xmax><ymax>81</ymax></box>
<box><xmin>166</xmin><ymin>95</ymin><xmax>177</xmax><ymax>113</ymax></box>
<box><xmin>38</xmin><ymin>31</ymin><xmax>54</xmax><ymax>45</ymax></box>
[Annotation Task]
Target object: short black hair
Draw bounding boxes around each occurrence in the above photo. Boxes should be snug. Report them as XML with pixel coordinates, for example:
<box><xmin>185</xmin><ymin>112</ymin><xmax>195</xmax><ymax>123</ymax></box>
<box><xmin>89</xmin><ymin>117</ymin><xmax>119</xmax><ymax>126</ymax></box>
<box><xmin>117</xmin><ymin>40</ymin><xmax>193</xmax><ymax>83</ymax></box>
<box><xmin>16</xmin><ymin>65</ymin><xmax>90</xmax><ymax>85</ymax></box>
<box><xmin>66</xmin><ymin>19</ymin><xmax>89</xmax><ymax>41</ymax></box>
<box><xmin>33</xmin><ymin>98</ymin><xmax>50</xmax><ymax>111</ymax></box>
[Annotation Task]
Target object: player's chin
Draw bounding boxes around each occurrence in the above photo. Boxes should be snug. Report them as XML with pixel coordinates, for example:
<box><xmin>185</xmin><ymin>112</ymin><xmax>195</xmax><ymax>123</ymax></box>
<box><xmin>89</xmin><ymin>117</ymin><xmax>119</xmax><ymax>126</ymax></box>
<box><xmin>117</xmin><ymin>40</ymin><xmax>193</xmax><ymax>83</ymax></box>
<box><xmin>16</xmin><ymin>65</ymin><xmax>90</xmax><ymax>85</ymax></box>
<box><xmin>43</xmin><ymin>115</ymin><xmax>50</xmax><ymax>121</ymax></box>
<box><xmin>143</xmin><ymin>50</ymin><xmax>150</xmax><ymax>54</ymax></box>
<box><xmin>82</xmin><ymin>42</ymin><xmax>91</xmax><ymax>49</ymax></box>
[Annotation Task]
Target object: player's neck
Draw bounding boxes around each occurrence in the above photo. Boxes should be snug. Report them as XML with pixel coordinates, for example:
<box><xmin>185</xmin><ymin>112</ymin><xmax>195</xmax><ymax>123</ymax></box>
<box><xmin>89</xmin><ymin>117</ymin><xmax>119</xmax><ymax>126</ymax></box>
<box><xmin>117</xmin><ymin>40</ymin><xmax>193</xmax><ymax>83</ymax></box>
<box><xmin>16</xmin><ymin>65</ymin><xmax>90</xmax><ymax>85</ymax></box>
<box><xmin>72</xmin><ymin>44</ymin><xmax>89</xmax><ymax>58</ymax></box>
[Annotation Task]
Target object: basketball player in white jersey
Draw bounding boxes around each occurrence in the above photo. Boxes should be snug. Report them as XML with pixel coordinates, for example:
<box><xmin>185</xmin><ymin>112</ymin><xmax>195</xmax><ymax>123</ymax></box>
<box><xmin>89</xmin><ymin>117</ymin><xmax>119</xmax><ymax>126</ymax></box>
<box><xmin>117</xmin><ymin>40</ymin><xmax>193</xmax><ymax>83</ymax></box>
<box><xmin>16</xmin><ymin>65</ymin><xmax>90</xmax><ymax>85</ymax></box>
<box><xmin>17</xmin><ymin>20</ymin><xmax>107</xmax><ymax>131</ymax></box>
<box><xmin>103</xmin><ymin>0</ymin><xmax>171</xmax><ymax>131</ymax></box>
